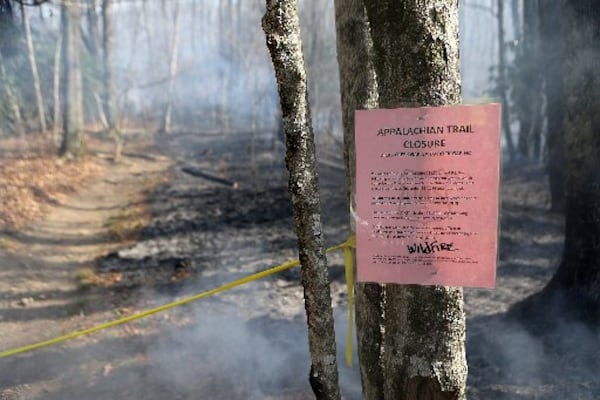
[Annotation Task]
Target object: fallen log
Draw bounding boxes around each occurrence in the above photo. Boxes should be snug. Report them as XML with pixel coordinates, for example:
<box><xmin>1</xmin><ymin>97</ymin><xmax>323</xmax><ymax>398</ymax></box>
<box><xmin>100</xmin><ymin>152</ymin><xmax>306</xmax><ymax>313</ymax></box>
<box><xmin>180</xmin><ymin>166</ymin><xmax>239</xmax><ymax>188</ymax></box>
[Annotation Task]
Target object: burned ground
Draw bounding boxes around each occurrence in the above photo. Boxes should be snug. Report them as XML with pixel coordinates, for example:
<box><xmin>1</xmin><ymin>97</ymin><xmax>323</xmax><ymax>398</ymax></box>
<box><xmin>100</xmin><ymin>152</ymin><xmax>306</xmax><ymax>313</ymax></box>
<box><xmin>0</xmin><ymin>133</ymin><xmax>597</xmax><ymax>399</ymax></box>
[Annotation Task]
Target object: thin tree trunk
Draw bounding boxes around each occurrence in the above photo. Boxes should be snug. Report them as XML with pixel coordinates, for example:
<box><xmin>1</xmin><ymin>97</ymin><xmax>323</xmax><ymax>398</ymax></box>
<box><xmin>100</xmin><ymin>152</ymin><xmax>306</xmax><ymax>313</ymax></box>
<box><xmin>516</xmin><ymin>0</ymin><xmax>543</xmax><ymax>161</ymax></box>
<box><xmin>52</xmin><ymin>35</ymin><xmax>62</xmax><ymax>145</ymax></box>
<box><xmin>219</xmin><ymin>1</ymin><xmax>231</xmax><ymax>134</ymax></box>
<box><xmin>190</xmin><ymin>0</ymin><xmax>197</xmax><ymax>51</ymax></box>
<box><xmin>511</xmin><ymin>0</ymin><xmax>521</xmax><ymax>39</ymax></box>
<box><xmin>121</xmin><ymin>4</ymin><xmax>142</xmax><ymax>113</ymax></box>
<box><xmin>159</xmin><ymin>0</ymin><xmax>180</xmax><ymax>135</ymax></box>
<box><xmin>22</xmin><ymin>3</ymin><xmax>46</xmax><ymax>135</ymax></box>
<box><xmin>102</xmin><ymin>0</ymin><xmax>122</xmax><ymax>161</ymax></box>
<box><xmin>497</xmin><ymin>0</ymin><xmax>516</xmax><ymax>161</ymax></box>
<box><xmin>60</xmin><ymin>0</ymin><xmax>84</xmax><ymax>158</ymax></box>
<box><xmin>0</xmin><ymin>52</ymin><xmax>24</xmax><ymax>137</ymax></box>
<box><xmin>85</xmin><ymin>0</ymin><xmax>100</xmax><ymax>57</ymax></box>
<box><xmin>540</xmin><ymin>0</ymin><xmax>566</xmax><ymax>212</ymax></box>
<box><xmin>262</xmin><ymin>1</ymin><xmax>341</xmax><ymax>399</ymax></box>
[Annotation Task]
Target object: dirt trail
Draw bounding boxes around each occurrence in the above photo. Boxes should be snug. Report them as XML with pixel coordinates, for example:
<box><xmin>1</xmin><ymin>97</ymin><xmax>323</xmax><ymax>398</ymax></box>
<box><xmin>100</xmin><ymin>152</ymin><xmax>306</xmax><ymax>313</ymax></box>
<box><xmin>0</xmin><ymin>151</ymin><xmax>172</xmax><ymax>355</ymax></box>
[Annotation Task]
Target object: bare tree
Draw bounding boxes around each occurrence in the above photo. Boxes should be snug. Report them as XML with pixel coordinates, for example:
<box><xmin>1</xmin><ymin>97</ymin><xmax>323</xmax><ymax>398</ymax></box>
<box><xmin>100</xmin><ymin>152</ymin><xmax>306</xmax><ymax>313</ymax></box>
<box><xmin>102</xmin><ymin>0</ymin><xmax>121</xmax><ymax>160</ymax></box>
<box><xmin>59</xmin><ymin>0</ymin><xmax>84</xmax><ymax>158</ymax></box>
<box><xmin>540</xmin><ymin>0</ymin><xmax>566</xmax><ymax>211</ymax></box>
<box><xmin>335</xmin><ymin>1</ymin><xmax>467</xmax><ymax>398</ymax></box>
<box><xmin>497</xmin><ymin>0</ymin><xmax>516</xmax><ymax>161</ymax></box>
<box><xmin>21</xmin><ymin>3</ymin><xmax>46</xmax><ymax>134</ymax></box>
<box><xmin>52</xmin><ymin>35</ymin><xmax>62</xmax><ymax>144</ymax></box>
<box><xmin>263</xmin><ymin>0</ymin><xmax>341</xmax><ymax>398</ymax></box>
<box><xmin>84</xmin><ymin>0</ymin><xmax>100</xmax><ymax>56</ymax></box>
<box><xmin>158</xmin><ymin>0</ymin><xmax>180</xmax><ymax>135</ymax></box>
<box><xmin>0</xmin><ymin>51</ymin><xmax>24</xmax><ymax>137</ymax></box>
<box><xmin>515</xmin><ymin>0</ymin><xmax>543</xmax><ymax>161</ymax></box>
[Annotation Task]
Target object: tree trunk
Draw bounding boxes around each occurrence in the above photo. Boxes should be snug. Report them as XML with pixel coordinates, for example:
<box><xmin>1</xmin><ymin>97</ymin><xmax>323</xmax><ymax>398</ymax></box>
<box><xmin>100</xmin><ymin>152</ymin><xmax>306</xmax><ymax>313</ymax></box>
<box><xmin>497</xmin><ymin>0</ymin><xmax>516</xmax><ymax>162</ymax></box>
<box><xmin>262</xmin><ymin>1</ymin><xmax>341</xmax><ymax>399</ymax></box>
<box><xmin>546</xmin><ymin>0</ymin><xmax>600</xmax><ymax>316</ymax></box>
<box><xmin>218</xmin><ymin>0</ymin><xmax>231</xmax><ymax>134</ymax></box>
<box><xmin>59</xmin><ymin>0</ymin><xmax>84</xmax><ymax>158</ymax></box>
<box><xmin>22</xmin><ymin>3</ymin><xmax>47</xmax><ymax>135</ymax></box>
<box><xmin>0</xmin><ymin>52</ymin><xmax>24</xmax><ymax>137</ymax></box>
<box><xmin>159</xmin><ymin>0</ymin><xmax>180</xmax><ymax>135</ymax></box>
<box><xmin>333</xmin><ymin>1</ymin><xmax>382</xmax><ymax>398</ymax></box>
<box><xmin>539</xmin><ymin>0</ymin><xmax>566</xmax><ymax>212</ymax></box>
<box><xmin>510</xmin><ymin>0</ymin><xmax>600</xmax><ymax>327</ymax></box>
<box><xmin>85</xmin><ymin>0</ymin><xmax>100</xmax><ymax>57</ymax></box>
<box><xmin>0</xmin><ymin>0</ymin><xmax>18</xmax><ymax>57</ymax></box>
<box><xmin>335</xmin><ymin>1</ymin><xmax>467</xmax><ymax>398</ymax></box>
<box><xmin>516</xmin><ymin>0</ymin><xmax>543</xmax><ymax>161</ymax></box>
<box><xmin>102</xmin><ymin>0</ymin><xmax>121</xmax><ymax>161</ymax></box>
<box><xmin>52</xmin><ymin>35</ymin><xmax>62</xmax><ymax>145</ymax></box>
<box><xmin>511</xmin><ymin>0</ymin><xmax>521</xmax><ymax>39</ymax></box>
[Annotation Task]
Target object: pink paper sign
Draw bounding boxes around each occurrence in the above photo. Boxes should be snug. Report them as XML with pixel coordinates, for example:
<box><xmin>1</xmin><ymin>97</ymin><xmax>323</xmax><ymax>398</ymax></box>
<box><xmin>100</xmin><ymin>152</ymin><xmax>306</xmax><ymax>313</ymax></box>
<box><xmin>355</xmin><ymin>104</ymin><xmax>501</xmax><ymax>288</ymax></box>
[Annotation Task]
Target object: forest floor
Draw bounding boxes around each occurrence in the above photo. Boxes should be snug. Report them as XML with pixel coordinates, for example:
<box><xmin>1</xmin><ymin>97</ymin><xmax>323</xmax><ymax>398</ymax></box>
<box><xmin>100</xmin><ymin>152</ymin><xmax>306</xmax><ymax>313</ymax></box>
<box><xmin>0</xmin><ymin>132</ymin><xmax>598</xmax><ymax>400</ymax></box>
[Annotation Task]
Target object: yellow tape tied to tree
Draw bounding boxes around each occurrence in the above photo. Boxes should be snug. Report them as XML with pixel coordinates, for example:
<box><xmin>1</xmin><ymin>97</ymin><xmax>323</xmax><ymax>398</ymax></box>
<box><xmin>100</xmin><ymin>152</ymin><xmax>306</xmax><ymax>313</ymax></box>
<box><xmin>0</xmin><ymin>237</ymin><xmax>356</xmax><ymax>366</ymax></box>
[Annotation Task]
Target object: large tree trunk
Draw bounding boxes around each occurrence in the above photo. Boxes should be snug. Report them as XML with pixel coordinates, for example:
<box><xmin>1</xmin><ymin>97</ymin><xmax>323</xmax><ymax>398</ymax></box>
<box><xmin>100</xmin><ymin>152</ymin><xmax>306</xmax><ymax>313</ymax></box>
<box><xmin>59</xmin><ymin>0</ymin><xmax>84</xmax><ymax>158</ymax></box>
<box><xmin>543</xmin><ymin>0</ymin><xmax>600</xmax><ymax>318</ymax></box>
<box><xmin>262</xmin><ymin>1</ymin><xmax>341</xmax><ymax>399</ymax></box>
<box><xmin>335</xmin><ymin>1</ymin><xmax>467</xmax><ymax>399</ymax></box>
<box><xmin>510</xmin><ymin>0</ymin><xmax>600</xmax><ymax>327</ymax></box>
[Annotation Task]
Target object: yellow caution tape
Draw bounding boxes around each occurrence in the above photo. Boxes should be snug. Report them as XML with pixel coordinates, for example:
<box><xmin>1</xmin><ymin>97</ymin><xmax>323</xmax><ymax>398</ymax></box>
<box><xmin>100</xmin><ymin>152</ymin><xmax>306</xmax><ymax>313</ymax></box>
<box><xmin>0</xmin><ymin>236</ymin><xmax>356</xmax><ymax>362</ymax></box>
<box><xmin>343</xmin><ymin>235</ymin><xmax>356</xmax><ymax>366</ymax></box>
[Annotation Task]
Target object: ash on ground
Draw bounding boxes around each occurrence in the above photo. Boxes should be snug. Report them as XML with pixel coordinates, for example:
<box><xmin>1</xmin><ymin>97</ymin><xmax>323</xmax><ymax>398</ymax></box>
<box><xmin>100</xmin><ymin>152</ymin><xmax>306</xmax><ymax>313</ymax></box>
<box><xmin>3</xmin><ymin>132</ymin><xmax>591</xmax><ymax>399</ymax></box>
<box><xmin>94</xmin><ymin>134</ymin><xmax>598</xmax><ymax>399</ymax></box>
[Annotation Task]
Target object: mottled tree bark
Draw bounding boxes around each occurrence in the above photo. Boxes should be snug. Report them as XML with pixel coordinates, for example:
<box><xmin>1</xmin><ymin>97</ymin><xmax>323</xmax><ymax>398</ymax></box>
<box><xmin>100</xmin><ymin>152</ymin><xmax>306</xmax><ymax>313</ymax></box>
<box><xmin>59</xmin><ymin>0</ymin><xmax>84</xmax><ymax>158</ymax></box>
<box><xmin>335</xmin><ymin>1</ymin><xmax>467</xmax><ymax>399</ymax></box>
<box><xmin>333</xmin><ymin>1</ymin><xmax>382</xmax><ymax>399</ymax></box>
<box><xmin>262</xmin><ymin>1</ymin><xmax>341</xmax><ymax>399</ymax></box>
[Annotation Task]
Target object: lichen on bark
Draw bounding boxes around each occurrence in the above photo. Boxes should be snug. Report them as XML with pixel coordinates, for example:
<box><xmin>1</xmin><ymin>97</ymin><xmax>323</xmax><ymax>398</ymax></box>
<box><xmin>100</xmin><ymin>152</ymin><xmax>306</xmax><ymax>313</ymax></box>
<box><xmin>262</xmin><ymin>1</ymin><xmax>341</xmax><ymax>399</ymax></box>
